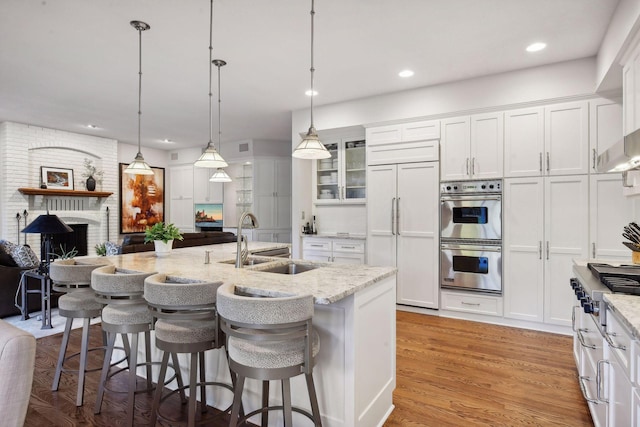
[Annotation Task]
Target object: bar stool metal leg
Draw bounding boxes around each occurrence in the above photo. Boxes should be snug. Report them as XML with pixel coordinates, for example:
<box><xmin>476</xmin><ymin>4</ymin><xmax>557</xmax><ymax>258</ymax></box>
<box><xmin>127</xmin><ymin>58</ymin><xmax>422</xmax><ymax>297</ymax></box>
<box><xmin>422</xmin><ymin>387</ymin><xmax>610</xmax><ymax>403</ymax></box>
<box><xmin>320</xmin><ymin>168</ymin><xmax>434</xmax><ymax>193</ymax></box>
<box><xmin>52</xmin><ymin>317</ymin><xmax>73</xmax><ymax>391</ymax></box>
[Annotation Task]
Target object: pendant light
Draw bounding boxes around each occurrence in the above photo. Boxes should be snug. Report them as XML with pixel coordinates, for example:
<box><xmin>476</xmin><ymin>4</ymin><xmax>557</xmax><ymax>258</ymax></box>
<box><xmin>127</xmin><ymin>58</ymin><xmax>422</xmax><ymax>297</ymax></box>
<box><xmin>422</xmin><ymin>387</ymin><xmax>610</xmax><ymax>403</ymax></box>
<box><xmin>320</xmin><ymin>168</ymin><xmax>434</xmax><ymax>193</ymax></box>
<box><xmin>209</xmin><ymin>59</ymin><xmax>232</xmax><ymax>182</ymax></box>
<box><xmin>124</xmin><ymin>21</ymin><xmax>154</xmax><ymax>175</ymax></box>
<box><xmin>292</xmin><ymin>0</ymin><xmax>331</xmax><ymax>160</ymax></box>
<box><xmin>194</xmin><ymin>0</ymin><xmax>228</xmax><ymax>169</ymax></box>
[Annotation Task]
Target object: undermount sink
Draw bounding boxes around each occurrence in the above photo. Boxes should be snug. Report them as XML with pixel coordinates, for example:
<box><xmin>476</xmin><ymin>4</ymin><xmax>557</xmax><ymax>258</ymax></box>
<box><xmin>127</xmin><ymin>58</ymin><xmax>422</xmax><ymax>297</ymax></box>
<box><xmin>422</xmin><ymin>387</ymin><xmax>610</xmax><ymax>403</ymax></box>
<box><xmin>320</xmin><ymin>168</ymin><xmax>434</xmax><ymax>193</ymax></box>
<box><xmin>218</xmin><ymin>257</ymin><xmax>270</xmax><ymax>266</ymax></box>
<box><xmin>255</xmin><ymin>262</ymin><xmax>318</xmax><ymax>275</ymax></box>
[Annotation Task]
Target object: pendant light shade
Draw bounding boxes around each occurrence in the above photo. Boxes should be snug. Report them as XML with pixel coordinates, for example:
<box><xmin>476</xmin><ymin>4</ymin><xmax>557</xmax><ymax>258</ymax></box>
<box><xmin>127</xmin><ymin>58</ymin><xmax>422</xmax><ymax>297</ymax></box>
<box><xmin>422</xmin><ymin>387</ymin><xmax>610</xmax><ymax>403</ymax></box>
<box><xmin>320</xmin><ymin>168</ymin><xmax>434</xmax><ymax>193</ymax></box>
<box><xmin>195</xmin><ymin>0</ymin><xmax>228</xmax><ymax>169</ymax></box>
<box><xmin>125</xmin><ymin>20</ymin><xmax>154</xmax><ymax>176</ymax></box>
<box><xmin>292</xmin><ymin>0</ymin><xmax>330</xmax><ymax>160</ymax></box>
<box><xmin>209</xmin><ymin>168</ymin><xmax>232</xmax><ymax>182</ymax></box>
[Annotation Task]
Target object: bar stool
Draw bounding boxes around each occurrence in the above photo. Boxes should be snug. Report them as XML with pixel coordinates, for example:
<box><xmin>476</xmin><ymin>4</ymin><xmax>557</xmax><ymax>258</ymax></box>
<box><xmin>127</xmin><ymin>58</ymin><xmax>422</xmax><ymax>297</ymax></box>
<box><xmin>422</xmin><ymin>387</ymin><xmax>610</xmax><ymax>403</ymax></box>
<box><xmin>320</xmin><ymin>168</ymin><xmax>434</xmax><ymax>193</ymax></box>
<box><xmin>49</xmin><ymin>258</ymin><xmax>111</xmax><ymax>407</ymax></box>
<box><xmin>90</xmin><ymin>265</ymin><xmax>160</xmax><ymax>426</ymax></box>
<box><xmin>144</xmin><ymin>273</ymin><xmax>234</xmax><ymax>427</ymax></box>
<box><xmin>216</xmin><ymin>283</ymin><xmax>322</xmax><ymax>427</ymax></box>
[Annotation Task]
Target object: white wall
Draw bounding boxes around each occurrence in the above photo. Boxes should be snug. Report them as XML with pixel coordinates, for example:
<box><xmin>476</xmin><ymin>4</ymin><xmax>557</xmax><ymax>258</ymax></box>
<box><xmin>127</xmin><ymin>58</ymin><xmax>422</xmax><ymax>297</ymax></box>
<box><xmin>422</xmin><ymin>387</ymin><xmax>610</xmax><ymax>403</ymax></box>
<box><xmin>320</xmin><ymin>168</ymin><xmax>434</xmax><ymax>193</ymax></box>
<box><xmin>0</xmin><ymin>122</ymin><xmax>119</xmax><ymax>253</ymax></box>
<box><xmin>291</xmin><ymin>57</ymin><xmax>602</xmax><ymax>258</ymax></box>
<box><xmin>596</xmin><ymin>0</ymin><xmax>640</xmax><ymax>92</ymax></box>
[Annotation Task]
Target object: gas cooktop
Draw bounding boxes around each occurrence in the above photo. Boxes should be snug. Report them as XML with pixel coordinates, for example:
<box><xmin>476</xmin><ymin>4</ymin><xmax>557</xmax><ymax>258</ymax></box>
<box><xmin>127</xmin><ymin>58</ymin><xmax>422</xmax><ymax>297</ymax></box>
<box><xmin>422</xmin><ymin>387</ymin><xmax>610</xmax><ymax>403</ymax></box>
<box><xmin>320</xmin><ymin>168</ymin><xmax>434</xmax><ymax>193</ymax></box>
<box><xmin>587</xmin><ymin>263</ymin><xmax>640</xmax><ymax>295</ymax></box>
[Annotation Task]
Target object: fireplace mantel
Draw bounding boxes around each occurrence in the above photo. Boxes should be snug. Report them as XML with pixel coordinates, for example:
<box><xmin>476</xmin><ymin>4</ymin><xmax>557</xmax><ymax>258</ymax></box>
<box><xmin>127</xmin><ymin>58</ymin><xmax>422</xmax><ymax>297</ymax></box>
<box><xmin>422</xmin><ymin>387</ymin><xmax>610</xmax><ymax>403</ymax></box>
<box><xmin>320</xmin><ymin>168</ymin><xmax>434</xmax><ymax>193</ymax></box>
<box><xmin>18</xmin><ymin>188</ymin><xmax>113</xmax><ymax>198</ymax></box>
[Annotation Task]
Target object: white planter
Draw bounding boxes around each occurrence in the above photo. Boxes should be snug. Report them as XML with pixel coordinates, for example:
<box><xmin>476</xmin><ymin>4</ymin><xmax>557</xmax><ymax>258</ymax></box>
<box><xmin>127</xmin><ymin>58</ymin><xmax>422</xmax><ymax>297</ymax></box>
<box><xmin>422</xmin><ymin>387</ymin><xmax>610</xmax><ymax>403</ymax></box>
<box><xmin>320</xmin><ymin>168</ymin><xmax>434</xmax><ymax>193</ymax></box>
<box><xmin>153</xmin><ymin>240</ymin><xmax>174</xmax><ymax>257</ymax></box>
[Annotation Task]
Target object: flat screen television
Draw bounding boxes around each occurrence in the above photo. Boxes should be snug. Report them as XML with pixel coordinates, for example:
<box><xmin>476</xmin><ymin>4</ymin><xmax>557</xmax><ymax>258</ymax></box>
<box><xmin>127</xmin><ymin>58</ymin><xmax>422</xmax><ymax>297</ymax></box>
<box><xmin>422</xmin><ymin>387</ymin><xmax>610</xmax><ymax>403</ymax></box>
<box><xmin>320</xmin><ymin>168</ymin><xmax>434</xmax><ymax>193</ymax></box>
<box><xmin>194</xmin><ymin>203</ymin><xmax>223</xmax><ymax>229</ymax></box>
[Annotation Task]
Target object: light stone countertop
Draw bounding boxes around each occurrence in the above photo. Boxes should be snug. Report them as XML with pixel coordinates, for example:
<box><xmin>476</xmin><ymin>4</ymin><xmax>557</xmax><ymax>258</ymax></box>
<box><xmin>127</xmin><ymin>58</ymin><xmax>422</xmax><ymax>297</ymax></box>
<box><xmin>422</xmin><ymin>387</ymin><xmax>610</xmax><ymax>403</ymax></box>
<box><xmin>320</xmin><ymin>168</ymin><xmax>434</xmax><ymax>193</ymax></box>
<box><xmin>96</xmin><ymin>241</ymin><xmax>396</xmax><ymax>305</ymax></box>
<box><xmin>603</xmin><ymin>293</ymin><xmax>640</xmax><ymax>338</ymax></box>
<box><xmin>301</xmin><ymin>234</ymin><xmax>366</xmax><ymax>240</ymax></box>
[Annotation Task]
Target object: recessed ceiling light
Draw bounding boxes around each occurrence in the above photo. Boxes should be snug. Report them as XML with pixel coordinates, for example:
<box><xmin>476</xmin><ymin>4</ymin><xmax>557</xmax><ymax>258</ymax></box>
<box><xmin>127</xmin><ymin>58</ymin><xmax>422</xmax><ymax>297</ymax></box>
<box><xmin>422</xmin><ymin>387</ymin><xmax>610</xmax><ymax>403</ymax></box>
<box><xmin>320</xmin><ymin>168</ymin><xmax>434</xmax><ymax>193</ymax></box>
<box><xmin>161</xmin><ymin>139</ymin><xmax>174</xmax><ymax>144</ymax></box>
<box><xmin>526</xmin><ymin>42</ymin><xmax>546</xmax><ymax>52</ymax></box>
<box><xmin>86</xmin><ymin>124</ymin><xmax>99</xmax><ymax>129</ymax></box>
<box><xmin>398</xmin><ymin>70</ymin><xmax>414</xmax><ymax>78</ymax></box>
<box><xmin>305</xmin><ymin>90</ymin><xmax>318</xmax><ymax>97</ymax></box>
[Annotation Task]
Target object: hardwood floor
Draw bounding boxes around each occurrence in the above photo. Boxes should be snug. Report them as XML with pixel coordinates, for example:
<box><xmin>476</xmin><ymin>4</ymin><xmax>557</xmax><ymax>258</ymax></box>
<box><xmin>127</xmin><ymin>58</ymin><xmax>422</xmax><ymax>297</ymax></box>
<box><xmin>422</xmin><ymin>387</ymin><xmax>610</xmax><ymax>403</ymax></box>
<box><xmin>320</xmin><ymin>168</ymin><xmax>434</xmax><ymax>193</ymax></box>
<box><xmin>385</xmin><ymin>311</ymin><xmax>593</xmax><ymax>427</ymax></box>
<box><xmin>25</xmin><ymin>311</ymin><xmax>592</xmax><ymax>426</ymax></box>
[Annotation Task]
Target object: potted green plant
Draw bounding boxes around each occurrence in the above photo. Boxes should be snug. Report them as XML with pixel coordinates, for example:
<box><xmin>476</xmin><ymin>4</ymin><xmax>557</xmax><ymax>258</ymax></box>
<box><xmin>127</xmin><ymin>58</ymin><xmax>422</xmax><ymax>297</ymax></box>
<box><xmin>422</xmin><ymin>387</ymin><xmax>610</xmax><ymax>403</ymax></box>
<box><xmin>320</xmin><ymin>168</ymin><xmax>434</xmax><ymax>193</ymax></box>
<box><xmin>144</xmin><ymin>222</ymin><xmax>184</xmax><ymax>257</ymax></box>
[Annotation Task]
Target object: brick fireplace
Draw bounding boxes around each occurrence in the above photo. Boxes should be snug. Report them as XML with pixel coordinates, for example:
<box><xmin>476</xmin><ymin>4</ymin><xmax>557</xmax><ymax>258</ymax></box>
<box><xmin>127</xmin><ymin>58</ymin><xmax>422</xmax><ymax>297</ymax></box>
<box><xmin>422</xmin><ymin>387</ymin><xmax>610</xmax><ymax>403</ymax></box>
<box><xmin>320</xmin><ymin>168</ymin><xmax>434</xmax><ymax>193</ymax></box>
<box><xmin>0</xmin><ymin>122</ymin><xmax>119</xmax><ymax>254</ymax></box>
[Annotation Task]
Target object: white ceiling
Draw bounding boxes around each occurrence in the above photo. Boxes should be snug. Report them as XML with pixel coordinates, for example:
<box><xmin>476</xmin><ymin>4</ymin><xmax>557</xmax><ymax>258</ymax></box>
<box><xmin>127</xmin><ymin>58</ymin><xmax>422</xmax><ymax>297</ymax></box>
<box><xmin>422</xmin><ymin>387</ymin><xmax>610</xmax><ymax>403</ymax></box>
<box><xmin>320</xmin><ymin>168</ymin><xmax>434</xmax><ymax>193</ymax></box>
<box><xmin>0</xmin><ymin>0</ymin><xmax>620</xmax><ymax>151</ymax></box>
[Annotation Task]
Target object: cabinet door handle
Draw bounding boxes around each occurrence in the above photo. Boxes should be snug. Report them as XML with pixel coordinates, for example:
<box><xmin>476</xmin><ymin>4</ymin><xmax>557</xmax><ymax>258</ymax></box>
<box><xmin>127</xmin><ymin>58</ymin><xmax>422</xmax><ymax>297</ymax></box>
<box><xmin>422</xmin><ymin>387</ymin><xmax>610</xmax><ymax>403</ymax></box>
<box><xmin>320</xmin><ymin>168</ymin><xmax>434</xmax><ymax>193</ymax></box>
<box><xmin>592</xmin><ymin>242</ymin><xmax>596</xmax><ymax>259</ymax></box>
<box><xmin>538</xmin><ymin>241</ymin><xmax>542</xmax><ymax>260</ymax></box>
<box><xmin>604</xmin><ymin>331</ymin><xmax>627</xmax><ymax>350</ymax></box>
<box><xmin>592</xmin><ymin>148</ymin><xmax>597</xmax><ymax>171</ymax></box>
<box><xmin>391</xmin><ymin>197</ymin><xmax>396</xmax><ymax>235</ymax></box>
<box><xmin>577</xmin><ymin>328</ymin><xmax>597</xmax><ymax>349</ymax></box>
<box><xmin>396</xmin><ymin>197</ymin><xmax>401</xmax><ymax>235</ymax></box>
<box><xmin>471</xmin><ymin>157</ymin><xmax>476</xmax><ymax>176</ymax></box>
<box><xmin>578</xmin><ymin>376</ymin><xmax>600</xmax><ymax>404</ymax></box>
<box><xmin>571</xmin><ymin>305</ymin><xmax>578</xmax><ymax>332</ymax></box>
<box><xmin>466</xmin><ymin>158</ymin><xmax>470</xmax><ymax>175</ymax></box>
<box><xmin>546</xmin><ymin>152</ymin><xmax>550</xmax><ymax>173</ymax></box>
<box><xmin>539</xmin><ymin>152</ymin><xmax>543</xmax><ymax>173</ymax></box>
<box><xmin>342</xmin><ymin>186</ymin><xmax>345</xmax><ymax>200</ymax></box>
<box><xmin>596</xmin><ymin>359</ymin><xmax>609</xmax><ymax>404</ymax></box>
<box><xmin>310</xmin><ymin>244</ymin><xmax>323</xmax><ymax>248</ymax></box>
<box><xmin>546</xmin><ymin>241</ymin><xmax>549</xmax><ymax>260</ymax></box>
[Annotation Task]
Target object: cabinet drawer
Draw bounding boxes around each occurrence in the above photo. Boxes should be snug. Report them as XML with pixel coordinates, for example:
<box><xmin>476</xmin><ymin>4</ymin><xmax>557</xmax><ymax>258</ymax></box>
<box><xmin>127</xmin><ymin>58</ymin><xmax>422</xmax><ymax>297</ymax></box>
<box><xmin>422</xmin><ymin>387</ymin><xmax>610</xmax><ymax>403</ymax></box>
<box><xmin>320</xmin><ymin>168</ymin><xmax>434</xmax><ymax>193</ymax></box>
<box><xmin>440</xmin><ymin>291</ymin><xmax>503</xmax><ymax>316</ymax></box>
<box><xmin>367</xmin><ymin>139</ymin><xmax>439</xmax><ymax>166</ymax></box>
<box><xmin>332</xmin><ymin>240</ymin><xmax>365</xmax><ymax>253</ymax></box>
<box><xmin>303</xmin><ymin>239</ymin><xmax>331</xmax><ymax>251</ymax></box>
<box><xmin>606</xmin><ymin>309</ymin><xmax>632</xmax><ymax>375</ymax></box>
<box><xmin>366</xmin><ymin>125</ymin><xmax>401</xmax><ymax>146</ymax></box>
<box><xmin>401</xmin><ymin>120</ymin><xmax>440</xmax><ymax>142</ymax></box>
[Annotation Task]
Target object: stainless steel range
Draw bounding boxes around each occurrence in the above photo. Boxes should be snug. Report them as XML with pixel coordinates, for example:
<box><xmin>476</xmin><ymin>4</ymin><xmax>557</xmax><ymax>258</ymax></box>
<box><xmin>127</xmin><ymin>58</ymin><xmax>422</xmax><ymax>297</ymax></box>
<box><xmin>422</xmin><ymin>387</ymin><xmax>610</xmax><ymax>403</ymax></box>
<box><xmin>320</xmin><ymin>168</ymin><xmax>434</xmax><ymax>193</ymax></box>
<box><xmin>440</xmin><ymin>179</ymin><xmax>502</xmax><ymax>294</ymax></box>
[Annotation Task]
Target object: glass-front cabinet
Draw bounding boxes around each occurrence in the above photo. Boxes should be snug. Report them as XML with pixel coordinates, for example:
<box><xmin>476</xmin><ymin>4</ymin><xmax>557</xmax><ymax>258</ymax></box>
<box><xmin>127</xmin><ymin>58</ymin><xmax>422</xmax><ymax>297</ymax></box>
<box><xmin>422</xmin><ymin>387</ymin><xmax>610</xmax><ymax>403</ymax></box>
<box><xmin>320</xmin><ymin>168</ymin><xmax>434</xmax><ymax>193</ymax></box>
<box><xmin>313</xmin><ymin>137</ymin><xmax>366</xmax><ymax>204</ymax></box>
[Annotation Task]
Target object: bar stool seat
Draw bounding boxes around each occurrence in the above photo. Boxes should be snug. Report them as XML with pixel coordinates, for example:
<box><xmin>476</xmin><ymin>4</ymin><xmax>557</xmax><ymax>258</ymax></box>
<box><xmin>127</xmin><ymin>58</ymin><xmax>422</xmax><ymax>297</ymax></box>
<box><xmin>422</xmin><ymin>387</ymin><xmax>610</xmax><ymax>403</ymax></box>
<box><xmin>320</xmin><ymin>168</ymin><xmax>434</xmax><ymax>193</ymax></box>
<box><xmin>144</xmin><ymin>273</ymin><xmax>233</xmax><ymax>427</ymax></box>
<box><xmin>217</xmin><ymin>283</ymin><xmax>322</xmax><ymax>427</ymax></box>
<box><xmin>91</xmin><ymin>265</ymin><xmax>159</xmax><ymax>427</ymax></box>
<box><xmin>49</xmin><ymin>258</ymin><xmax>111</xmax><ymax>407</ymax></box>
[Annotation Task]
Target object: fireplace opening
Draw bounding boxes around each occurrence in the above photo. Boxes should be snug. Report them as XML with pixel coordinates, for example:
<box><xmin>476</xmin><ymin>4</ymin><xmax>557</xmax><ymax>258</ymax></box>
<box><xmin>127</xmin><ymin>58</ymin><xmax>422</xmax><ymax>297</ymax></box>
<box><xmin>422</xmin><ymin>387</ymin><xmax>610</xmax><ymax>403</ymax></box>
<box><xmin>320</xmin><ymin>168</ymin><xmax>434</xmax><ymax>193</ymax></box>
<box><xmin>45</xmin><ymin>223</ymin><xmax>88</xmax><ymax>257</ymax></box>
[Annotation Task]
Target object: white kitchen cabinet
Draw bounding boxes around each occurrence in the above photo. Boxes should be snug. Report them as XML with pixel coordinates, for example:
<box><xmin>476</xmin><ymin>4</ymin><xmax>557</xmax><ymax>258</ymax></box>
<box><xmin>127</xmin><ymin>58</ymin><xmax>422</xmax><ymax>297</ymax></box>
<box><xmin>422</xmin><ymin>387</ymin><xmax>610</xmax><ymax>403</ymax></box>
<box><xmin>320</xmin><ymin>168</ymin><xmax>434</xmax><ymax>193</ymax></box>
<box><xmin>254</xmin><ymin>229</ymin><xmax>291</xmax><ymax>243</ymax></box>
<box><xmin>590</xmin><ymin>174</ymin><xmax>640</xmax><ymax>261</ymax></box>
<box><xmin>254</xmin><ymin>158</ymin><xmax>291</xmax><ymax>230</ymax></box>
<box><xmin>366</xmin><ymin>120</ymin><xmax>439</xmax><ymax>165</ymax></box>
<box><xmin>604</xmin><ymin>309</ymin><xmax>634</xmax><ymax>427</ymax></box>
<box><xmin>169</xmin><ymin>164</ymin><xmax>195</xmax><ymax>232</ymax></box>
<box><xmin>313</xmin><ymin>137</ymin><xmax>366</xmax><ymax>204</ymax></box>
<box><xmin>193</xmin><ymin>167</ymin><xmax>223</xmax><ymax>204</ymax></box>
<box><xmin>590</xmin><ymin>99</ymin><xmax>623</xmax><ymax>173</ymax></box>
<box><xmin>545</xmin><ymin>101</ymin><xmax>589</xmax><ymax>175</ymax></box>
<box><xmin>504</xmin><ymin>102</ymin><xmax>589</xmax><ymax>177</ymax></box>
<box><xmin>441</xmin><ymin>112</ymin><xmax>503</xmax><ymax>180</ymax></box>
<box><xmin>503</xmin><ymin>175</ymin><xmax>588</xmax><ymax>326</ymax></box>
<box><xmin>504</xmin><ymin>107</ymin><xmax>545</xmax><ymax>177</ymax></box>
<box><xmin>367</xmin><ymin>162</ymin><xmax>439</xmax><ymax>309</ymax></box>
<box><xmin>302</xmin><ymin>237</ymin><xmax>365</xmax><ymax>264</ymax></box>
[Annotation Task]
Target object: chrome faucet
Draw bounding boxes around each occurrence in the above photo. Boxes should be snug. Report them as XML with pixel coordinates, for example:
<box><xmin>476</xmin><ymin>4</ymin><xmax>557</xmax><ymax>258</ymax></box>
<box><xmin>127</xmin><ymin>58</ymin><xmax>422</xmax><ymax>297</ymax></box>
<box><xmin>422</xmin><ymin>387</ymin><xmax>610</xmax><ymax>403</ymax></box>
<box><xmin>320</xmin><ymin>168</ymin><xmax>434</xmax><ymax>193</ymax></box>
<box><xmin>236</xmin><ymin>212</ymin><xmax>259</xmax><ymax>268</ymax></box>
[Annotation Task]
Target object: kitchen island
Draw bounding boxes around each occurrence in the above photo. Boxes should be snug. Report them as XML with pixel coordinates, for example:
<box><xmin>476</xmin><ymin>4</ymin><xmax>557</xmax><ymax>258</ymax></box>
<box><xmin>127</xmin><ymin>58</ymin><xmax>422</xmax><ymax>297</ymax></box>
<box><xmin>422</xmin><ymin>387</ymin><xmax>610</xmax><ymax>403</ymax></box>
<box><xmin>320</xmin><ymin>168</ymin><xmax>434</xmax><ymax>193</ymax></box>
<box><xmin>103</xmin><ymin>241</ymin><xmax>397</xmax><ymax>427</ymax></box>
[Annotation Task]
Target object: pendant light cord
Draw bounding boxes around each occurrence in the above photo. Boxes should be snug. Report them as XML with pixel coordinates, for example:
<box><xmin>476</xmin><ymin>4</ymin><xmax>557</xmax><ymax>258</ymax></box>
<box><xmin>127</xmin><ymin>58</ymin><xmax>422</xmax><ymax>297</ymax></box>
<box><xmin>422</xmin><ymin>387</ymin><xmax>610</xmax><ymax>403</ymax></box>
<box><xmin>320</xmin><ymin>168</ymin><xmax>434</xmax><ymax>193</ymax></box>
<box><xmin>217</xmin><ymin>62</ymin><xmax>222</xmax><ymax>150</ymax></box>
<box><xmin>137</xmin><ymin>25</ymin><xmax>143</xmax><ymax>155</ymax></box>
<box><xmin>208</xmin><ymin>0</ymin><xmax>214</xmax><ymax>146</ymax></box>
<box><xmin>309</xmin><ymin>0</ymin><xmax>315</xmax><ymax>130</ymax></box>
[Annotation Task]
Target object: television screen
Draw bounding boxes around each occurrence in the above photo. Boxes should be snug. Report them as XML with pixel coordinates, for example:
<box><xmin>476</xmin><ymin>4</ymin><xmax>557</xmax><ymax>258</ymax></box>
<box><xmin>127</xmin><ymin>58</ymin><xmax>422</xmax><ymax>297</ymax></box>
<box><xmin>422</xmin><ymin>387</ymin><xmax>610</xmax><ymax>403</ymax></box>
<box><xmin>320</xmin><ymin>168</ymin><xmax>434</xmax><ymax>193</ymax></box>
<box><xmin>194</xmin><ymin>203</ymin><xmax>223</xmax><ymax>228</ymax></box>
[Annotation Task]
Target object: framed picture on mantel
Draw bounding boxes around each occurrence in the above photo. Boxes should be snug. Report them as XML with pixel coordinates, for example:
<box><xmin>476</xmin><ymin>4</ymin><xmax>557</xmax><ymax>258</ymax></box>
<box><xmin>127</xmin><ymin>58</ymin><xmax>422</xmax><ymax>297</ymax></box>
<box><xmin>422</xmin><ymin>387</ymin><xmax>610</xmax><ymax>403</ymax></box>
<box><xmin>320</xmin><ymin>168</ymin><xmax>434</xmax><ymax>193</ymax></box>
<box><xmin>119</xmin><ymin>163</ymin><xmax>165</xmax><ymax>234</ymax></box>
<box><xmin>41</xmin><ymin>166</ymin><xmax>74</xmax><ymax>190</ymax></box>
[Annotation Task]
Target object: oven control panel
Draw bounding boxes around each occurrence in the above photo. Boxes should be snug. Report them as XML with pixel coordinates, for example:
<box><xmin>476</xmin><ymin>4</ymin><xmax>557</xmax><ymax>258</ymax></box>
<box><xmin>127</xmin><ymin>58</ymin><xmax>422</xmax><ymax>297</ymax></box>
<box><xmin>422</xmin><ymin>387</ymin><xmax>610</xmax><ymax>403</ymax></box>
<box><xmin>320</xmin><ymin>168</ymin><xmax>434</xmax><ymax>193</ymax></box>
<box><xmin>441</xmin><ymin>179</ymin><xmax>502</xmax><ymax>194</ymax></box>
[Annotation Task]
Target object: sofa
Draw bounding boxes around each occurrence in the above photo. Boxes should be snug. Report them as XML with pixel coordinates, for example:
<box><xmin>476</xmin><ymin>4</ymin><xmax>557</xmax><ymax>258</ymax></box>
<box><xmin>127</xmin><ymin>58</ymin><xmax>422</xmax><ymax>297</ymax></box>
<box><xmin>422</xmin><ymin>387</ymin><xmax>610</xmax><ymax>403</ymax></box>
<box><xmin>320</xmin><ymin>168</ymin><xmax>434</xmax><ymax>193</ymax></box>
<box><xmin>0</xmin><ymin>245</ymin><xmax>61</xmax><ymax>319</ymax></box>
<box><xmin>119</xmin><ymin>231</ymin><xmax>237</xmax><ymax>254</ymax></box>
<box><xmin>0</xmin><ymin>318</ymin><xmax>36</xmax><ymax>426</ymax></box>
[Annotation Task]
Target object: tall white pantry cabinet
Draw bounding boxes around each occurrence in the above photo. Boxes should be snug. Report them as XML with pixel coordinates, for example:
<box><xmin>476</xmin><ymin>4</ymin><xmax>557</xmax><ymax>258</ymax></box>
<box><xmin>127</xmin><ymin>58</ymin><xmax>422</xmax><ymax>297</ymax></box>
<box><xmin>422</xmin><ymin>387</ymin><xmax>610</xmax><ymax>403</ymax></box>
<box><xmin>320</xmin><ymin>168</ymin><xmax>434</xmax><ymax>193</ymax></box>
<box><xmin>366</xmin><ymin>120</ymin><xmax>440</xmax><ymax>309</ymax></box>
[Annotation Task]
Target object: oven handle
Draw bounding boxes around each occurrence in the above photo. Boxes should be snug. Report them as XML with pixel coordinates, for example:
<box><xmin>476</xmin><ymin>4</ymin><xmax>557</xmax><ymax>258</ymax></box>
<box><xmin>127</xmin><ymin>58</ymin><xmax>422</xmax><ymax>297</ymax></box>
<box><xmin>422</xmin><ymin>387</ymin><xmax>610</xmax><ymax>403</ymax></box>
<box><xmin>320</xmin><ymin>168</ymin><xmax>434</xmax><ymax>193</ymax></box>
<box><xmin>440</xmin><ymin>243</ymin><xmax>502</xmax><ymax>252</ymax></box>
<box><xmin>577</xmin><ymin>328</ymin><xmax>597</xmax><ymax>350</ymax></box>
<box><xmin>596</xmin><ymin>359</ymin><xmax>609</xmax><ymax>404</ymax></box>
<box><xmin>440</xmin><ymin>195</ymin><xmax>502</xmax><ymax>202</ymax></box>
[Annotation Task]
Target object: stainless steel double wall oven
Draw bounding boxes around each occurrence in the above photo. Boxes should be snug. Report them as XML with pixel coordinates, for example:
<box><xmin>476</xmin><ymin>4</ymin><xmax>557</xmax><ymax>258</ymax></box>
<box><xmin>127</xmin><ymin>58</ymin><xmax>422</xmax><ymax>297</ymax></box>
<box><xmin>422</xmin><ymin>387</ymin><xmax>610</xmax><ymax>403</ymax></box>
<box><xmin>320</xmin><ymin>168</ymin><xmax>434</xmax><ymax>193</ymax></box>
<box><xmin>440</xmin><ymin>180</ymin><xmax>503</xmax><ymax>294</ymax></box>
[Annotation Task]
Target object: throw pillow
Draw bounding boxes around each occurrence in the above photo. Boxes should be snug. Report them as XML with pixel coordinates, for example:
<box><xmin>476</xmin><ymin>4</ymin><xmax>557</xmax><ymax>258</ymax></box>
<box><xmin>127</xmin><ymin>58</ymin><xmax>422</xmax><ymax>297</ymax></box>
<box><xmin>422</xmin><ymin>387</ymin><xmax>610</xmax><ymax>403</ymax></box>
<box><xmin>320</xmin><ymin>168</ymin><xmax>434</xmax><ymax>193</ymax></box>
<box><xmin>104</xmin><ymin>241</ymin><xmax>121</xmax><ymax>256</ymax></box>
<box><xmin>10</xmin><ymin>244</ymin><xmax>40</xmax><ymax>268</ymax></box>
<box><xmin>0</xmin><ymin>239</ymin><xmax>17</xmax><ymax>256</ymax></box>
<box><xmin>0</xmin><ymin>252</ymin><xmax>18</xmax><ymax>267</ymax></box>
